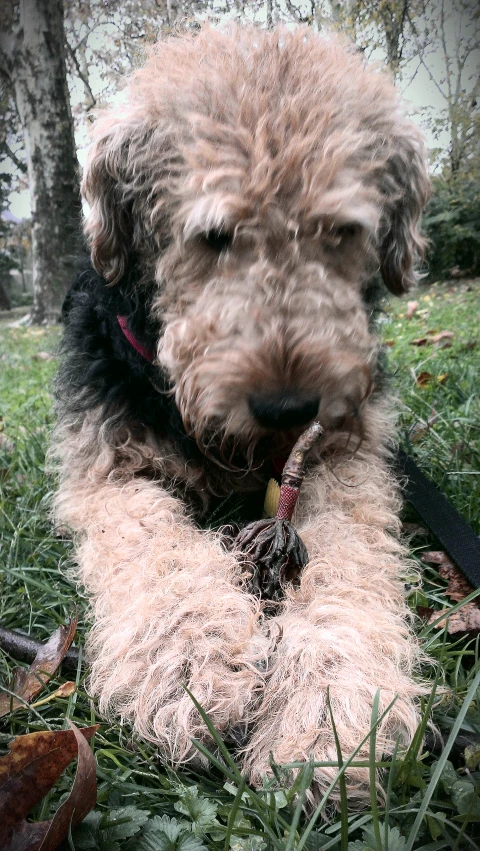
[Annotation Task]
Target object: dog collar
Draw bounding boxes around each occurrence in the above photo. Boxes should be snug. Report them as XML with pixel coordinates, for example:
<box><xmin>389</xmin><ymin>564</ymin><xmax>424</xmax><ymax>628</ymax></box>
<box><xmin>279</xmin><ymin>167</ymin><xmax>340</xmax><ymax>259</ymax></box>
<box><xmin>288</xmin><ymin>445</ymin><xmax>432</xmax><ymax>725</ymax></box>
<box><xmin>117</xmin><ymin>315</ymin><xmax>155</xmax><ymax>362</ymax></box>
<box><xmin>119</xmin><ymin>311</ymin><xmax>291</xmax><ymax>504</ymax></box>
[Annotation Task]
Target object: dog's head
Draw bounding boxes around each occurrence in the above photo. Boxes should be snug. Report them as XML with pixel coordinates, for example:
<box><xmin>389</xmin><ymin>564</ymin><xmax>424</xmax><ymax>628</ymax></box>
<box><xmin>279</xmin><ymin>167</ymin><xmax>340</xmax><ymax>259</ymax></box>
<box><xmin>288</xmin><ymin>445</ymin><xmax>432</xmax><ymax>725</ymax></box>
<box><xmin>82</xmin><ymin>26</ymin><xmax>429</xmax><ymax>464</ymax></box>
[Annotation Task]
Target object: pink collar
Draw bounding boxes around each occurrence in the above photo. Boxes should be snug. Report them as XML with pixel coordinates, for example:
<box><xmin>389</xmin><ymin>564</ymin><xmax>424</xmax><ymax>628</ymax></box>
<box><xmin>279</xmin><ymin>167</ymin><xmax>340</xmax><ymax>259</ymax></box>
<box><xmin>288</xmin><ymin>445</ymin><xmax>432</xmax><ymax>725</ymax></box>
<box><xmin>117</xmin><ymin>315</ymin><xmax>155</xmax><ymax>362</ymax></box>
<box><xmin>118</xmin><ymin>314</ymin><xmax>287</xmax><ymax>478</ymax></box>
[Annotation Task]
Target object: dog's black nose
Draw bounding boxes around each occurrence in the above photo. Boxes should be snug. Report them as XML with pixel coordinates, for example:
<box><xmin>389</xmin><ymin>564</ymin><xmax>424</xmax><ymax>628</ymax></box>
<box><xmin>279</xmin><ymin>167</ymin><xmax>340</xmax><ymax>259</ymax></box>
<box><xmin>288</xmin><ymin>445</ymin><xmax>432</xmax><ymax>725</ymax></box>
<box><xmin>249</xmin><ymin>392</ymin><xmax>320</xmax><ymax>429</ymax></box>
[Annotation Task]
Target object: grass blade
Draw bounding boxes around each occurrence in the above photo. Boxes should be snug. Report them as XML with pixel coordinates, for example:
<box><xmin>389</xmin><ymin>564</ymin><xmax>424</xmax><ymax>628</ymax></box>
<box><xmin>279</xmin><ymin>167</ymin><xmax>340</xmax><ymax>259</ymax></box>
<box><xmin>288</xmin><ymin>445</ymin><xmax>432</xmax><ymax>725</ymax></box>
<box><xmin>297</xmin><ymin>695</ymin><xmax>399</xmax><ymax>851</ymax></box>
<box><xmin>405</xmin><ymin>666</ymin><xmax>480</xmax><ymax>851</ymax></box>
<box><xmin>223</xmin><ymin>777</ymin><xmax>247</xmax><ymax>851</ymax></box>
<box><xmin>368</xmin><ymin>689</ymin><xmax>383</xmax><ymax>851</ymax></box>
<box><xmin>284</xmin><ymin>761</ymin><xmax>315</xmax><ymax>851</ymax></box>
<box><xmin>326</xmin><ymin>689</ymin><xmax>349</xmax><ymax>851</ymax></box>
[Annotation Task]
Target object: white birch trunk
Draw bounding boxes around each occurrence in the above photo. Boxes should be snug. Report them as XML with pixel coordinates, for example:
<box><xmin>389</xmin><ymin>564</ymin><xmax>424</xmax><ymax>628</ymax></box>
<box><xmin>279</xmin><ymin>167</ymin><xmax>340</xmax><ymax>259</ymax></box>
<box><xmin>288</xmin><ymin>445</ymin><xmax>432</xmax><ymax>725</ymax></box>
<box><xmin>10</xmin><ymin>0</ymin><xmax>81</xmax><ymax>323</ymax></box>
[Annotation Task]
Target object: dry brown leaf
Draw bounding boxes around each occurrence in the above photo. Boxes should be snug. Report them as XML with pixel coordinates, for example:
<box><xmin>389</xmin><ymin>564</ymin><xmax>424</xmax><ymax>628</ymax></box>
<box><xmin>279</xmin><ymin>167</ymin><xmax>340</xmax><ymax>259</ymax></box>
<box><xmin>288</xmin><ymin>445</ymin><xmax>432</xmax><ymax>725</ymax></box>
<box><xmin>0</xmin><ymin>616</ymin><xmax>78</xmax><ymax>717</ymax></box>
<box><xmin>31</xmin><ymin>682</ymin><xmax>76</xmax><ymax>709</ymax></box>
<box><xmin>421</xmin><ymin>551</ymin><xmax>474</xmax><ymax>598</ymax></box>
<box><xmin>441</xmin><ymin>570</ymin><xmax>475</xmax><ymax>602</ymax></box>
<box><xmin>37</xmin><ymin>721</ymin><xmax>98</xmax><ymax>851</ymax></box>
<box><xmin>410</xmin><ymin>330</ymin><xmax>454</xmax><ymax>347</ymax></box>
<box><xmin>428</xmin><ymin>603</ymin><xmax>480</xmax><ymax>634</ymax></box>
<box><xmin>422</xmin><ymin>553</ymin><xmax>475</xmax><ymax>602</ymax></box>
<box><xmin>52</xmin><ymin>681</ymin><xmax>76</xmax><ymax>699</ymax></box>
<box><xmin>409</xmin><ymin>411</ymin><xmax>439</xmax><ymax>442</ymax></box>
<box><xmin>427</xmin><ymin>330</ymin><xmax>454</xmax><ymax>343</ymax></box>
<box><xmin>416</xmin><ymin>371</ymin><xmax>433</xmax><ymax>386</ymax></box>
<box><xmin>407</xmin><ymin>300</ymin><xmax>419</xmax><ymax>319</ymax></box>
<box><xmin>0</xmin><ymin>724</ymin><xmax>98</xmax><ymax>851</ymax></box>
<box><xmin>421</xmin><ymin>550</ymin><xmax>456</xmax><ymax>567</ymax></box>
<box><xmin>423</xmin><ymin>551</ymin><xmax>479</xmax><ymax>634</ymax></box>
<box><xmin>384</xmin><ymin>339</ymin><xmax>395</xmax><ymax>347</ymax></box>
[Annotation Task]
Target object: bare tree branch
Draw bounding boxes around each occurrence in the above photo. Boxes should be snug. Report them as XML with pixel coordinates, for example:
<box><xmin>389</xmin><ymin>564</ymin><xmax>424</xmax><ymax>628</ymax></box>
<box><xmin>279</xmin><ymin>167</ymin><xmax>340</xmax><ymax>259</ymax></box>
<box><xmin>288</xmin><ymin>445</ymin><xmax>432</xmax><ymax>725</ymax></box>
<box><xmin>1</xmin><ymin>141</ymin><xmax>27</xmax><ymax>173</ymax></box>
<box><xmin>406</xmin><ymin>9</ymin><xmax>448</xmax><ymax>101</ymax></box>
<box><xmin>66</xmin><ymin>39</ymin><xmax>96</xmax><ymax>109</ymax></box>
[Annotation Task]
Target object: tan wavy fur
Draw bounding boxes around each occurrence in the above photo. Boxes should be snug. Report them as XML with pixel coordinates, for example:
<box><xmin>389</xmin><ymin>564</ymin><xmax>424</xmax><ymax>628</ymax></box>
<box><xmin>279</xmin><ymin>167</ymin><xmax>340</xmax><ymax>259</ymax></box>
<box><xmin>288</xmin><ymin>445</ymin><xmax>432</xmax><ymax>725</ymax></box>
<box><xmin>53</xmin><ymin>23</ymin><xmax>431</xmax><ymax>808</ymax></box>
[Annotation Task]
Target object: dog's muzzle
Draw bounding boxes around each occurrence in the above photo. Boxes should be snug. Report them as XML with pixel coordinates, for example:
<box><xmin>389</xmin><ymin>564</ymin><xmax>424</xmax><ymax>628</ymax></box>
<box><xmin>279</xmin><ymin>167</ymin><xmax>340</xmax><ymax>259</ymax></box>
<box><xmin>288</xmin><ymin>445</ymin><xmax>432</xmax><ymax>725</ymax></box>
<box><xmin>248</xmin><ymin>392</ymin><xmax>321</xmax><ymax>429</ymax></box>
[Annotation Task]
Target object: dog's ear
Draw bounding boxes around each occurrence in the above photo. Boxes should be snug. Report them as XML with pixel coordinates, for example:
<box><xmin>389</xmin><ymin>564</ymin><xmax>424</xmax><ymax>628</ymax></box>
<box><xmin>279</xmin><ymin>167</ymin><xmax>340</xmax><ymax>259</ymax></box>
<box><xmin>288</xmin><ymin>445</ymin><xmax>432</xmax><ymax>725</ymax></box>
<box><xmin>379</xmin><ymin>131</ymin><xmax>430</xmax><ymax>295</ymax></box>
<box><xmin>82</xmin><ymin>114</ymin><xmax>135</xmax><ymax>285</ymax></box>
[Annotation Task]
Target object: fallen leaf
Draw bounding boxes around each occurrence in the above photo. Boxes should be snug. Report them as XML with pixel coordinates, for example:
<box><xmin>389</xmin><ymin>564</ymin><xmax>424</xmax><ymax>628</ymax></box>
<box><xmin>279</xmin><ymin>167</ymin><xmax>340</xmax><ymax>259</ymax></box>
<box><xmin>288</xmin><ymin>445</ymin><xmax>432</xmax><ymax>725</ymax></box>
<box><xmin>422</xmin><ymin>553</ymin><xmax>476</xmax><ymax>602</ymax></box>
<box><xmin>416</xmin><ymin>371</ymin><xmax>433</xmax><ymax>387</ymax></box>
<box><xmin>443</xmin><ymin>571</ymin><xmax>475</xmax><ymax>602</ymax></box>
<box><xmin>407</xmin><ymin>300</ymin><xmax>419</xmax><ymax>319</ymax></box>
<box><xmin>423</xmin><ymin>553</ymin><xmax>480</xmax><ymax>634</ymax></box>
<box><xmin>409</xmin><ymin>411</ymin><xmax>439</xmax><ymax>442</ymax></box>
<box><xmin>437</xmin><ymin>373</ymin><xmax>449</xmax><ymax>383</ymax></box>
<box><xmin>0</xmin><ymin>616</ymin><xmax>78</xmax><ymax>717</ymax></box>
<box><xmin>31</xmin><ymin>682</ymin><xmax>76</xmax><ymax>709</ymax></box>
<box><xmin>427</xmin><ymin>330</ymin><xmax>454</xmax><ymax>343</ymax></box>
<box><xmin>410</xmin><ymin>330</ymin><xmax>454</xmax><ymax>347</ymax></box>
<box><xmin>37</xmin><ymin>721</ymin><xmax>98</xmax><ymax>851</ymax></box>
<box><xmin>421</xmin><ymin>551</ymin><xmax>454</xmax><ymax>567</ymax></box>
<box><xmin>0</xmin><ymin>724</ymin><xmax>98</xmax><ymax>851</ymax></box>
<box><xmin>384</xmin><ymin>339</ymin><xmax>395</xmax><ymax>347</ymax></box>
<box><xmin>428</xmin><ymin>603</ymin><xmax>480</xmax><ymax>634</ymax></box>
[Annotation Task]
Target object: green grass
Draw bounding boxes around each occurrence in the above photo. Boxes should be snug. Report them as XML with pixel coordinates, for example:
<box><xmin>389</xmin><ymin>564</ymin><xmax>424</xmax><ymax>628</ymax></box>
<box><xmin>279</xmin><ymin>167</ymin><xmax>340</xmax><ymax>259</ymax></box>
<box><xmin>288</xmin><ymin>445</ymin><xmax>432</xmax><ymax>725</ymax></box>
<box><xmin>380</xmin><ymin>279</ymin><xmax>480</xmax><ymax>535</ymax></box>
<box><xmin>0</xmin><ymin>283</ymin><xmax>480</xmax><ymax>851</ymax></box>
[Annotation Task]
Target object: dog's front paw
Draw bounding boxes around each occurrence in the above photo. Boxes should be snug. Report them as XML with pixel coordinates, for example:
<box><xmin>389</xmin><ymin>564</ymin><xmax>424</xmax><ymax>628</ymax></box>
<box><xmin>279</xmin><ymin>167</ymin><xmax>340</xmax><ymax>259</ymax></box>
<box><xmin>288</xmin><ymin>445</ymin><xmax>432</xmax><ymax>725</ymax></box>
<box><xmin>241</xmin><ymin>613</ymin><xmax>422</xmax><ymax>809</ymax></box>
<box><xmin>86</xmin><ymin>578</ymin><xmax>271</xmax><ymax>764</ymax></box>
<box><xmin>244</xmin><ymin>681</ymin><xmax>420</xmax><ymax>809</ymax></box>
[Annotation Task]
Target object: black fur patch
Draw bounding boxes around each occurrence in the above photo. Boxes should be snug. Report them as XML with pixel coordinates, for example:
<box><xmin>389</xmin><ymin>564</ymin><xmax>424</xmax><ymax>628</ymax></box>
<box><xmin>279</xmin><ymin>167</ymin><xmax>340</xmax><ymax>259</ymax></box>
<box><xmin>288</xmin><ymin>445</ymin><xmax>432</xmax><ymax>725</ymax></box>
<box><xmin>55</xmin><ymin>258</ymin><xmax>202</xmax><ymax>464</ymax></box>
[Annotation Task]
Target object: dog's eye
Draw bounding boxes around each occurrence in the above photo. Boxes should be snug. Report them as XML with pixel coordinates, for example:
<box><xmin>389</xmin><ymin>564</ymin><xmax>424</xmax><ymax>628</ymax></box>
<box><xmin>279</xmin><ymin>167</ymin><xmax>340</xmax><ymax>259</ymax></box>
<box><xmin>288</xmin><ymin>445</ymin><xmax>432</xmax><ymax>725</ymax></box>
<box><xmin>202</xmin><ymin>230</ymin><xmax>233</xmax><ymax>252</ymax></box>
<box><xmin>331</xmin><ymin>223</ymin><xmax>361</xmax><ymax>240</ymax></box>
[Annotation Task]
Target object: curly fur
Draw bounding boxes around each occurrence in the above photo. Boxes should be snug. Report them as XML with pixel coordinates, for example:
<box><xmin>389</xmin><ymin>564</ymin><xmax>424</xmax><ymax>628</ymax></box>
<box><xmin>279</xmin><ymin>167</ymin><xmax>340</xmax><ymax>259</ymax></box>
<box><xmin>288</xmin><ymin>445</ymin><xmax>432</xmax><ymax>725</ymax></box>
<box><xmin>53</xmin><ymin>23</ymin><xmax>431</xmax><ymax>808</ymax></box>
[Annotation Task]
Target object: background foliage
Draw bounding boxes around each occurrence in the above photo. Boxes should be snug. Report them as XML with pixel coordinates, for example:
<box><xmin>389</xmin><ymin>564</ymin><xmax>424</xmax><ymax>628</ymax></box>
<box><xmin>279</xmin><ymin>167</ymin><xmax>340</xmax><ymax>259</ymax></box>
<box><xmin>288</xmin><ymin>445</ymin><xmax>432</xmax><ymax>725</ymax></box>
<box><xmin>423</xmin><ymin>176</ymin><xmax>480</xmax><ymax>280</ymax></box>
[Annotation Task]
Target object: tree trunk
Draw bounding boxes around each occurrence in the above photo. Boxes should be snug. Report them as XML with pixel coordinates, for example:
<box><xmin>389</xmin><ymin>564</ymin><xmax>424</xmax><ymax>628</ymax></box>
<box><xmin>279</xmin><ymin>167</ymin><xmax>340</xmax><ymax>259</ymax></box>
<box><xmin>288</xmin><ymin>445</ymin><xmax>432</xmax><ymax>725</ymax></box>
<box><xmin>10</xmin><ymin>0</ymin><xmax>82</xmax><ymax>323</ymax></box>
<box><xmin>0</xmin><ymin>279</ymin><xmax>11</xmax><ymax>311</ymax></box>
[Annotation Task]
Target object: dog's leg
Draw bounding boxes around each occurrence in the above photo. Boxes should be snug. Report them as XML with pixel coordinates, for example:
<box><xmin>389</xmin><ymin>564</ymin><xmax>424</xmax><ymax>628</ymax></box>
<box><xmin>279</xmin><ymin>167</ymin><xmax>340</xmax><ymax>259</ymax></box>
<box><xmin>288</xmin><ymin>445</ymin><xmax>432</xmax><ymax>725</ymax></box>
<box><xmin>244</xmin><ymin>442</ymin><xmax>425</xmax><ymax>806</ymax></box>
<box><xmin>55</xmin><ymin>434</ymin><xmax>267</xmax><ymax>762</ymax></box>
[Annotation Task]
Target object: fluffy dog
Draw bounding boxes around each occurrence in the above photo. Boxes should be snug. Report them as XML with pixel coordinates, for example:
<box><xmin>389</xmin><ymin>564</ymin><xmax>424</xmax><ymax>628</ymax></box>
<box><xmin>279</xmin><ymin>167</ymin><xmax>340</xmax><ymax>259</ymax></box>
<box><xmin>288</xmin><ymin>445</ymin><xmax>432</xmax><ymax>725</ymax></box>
<box><xmin>54</xmin><ymin>24</ymin><xmax>430</xmax><ymax>806</ymax></box>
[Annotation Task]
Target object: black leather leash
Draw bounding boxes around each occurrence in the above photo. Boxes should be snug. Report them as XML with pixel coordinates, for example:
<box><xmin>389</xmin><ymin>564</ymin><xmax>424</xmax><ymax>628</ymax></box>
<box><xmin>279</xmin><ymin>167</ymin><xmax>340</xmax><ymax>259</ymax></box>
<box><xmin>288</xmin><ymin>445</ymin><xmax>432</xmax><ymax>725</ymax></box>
<box><xmin>397</xmin><ymin>448</ymin><xmax>480</xmax><ymax>589</ymax></box>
